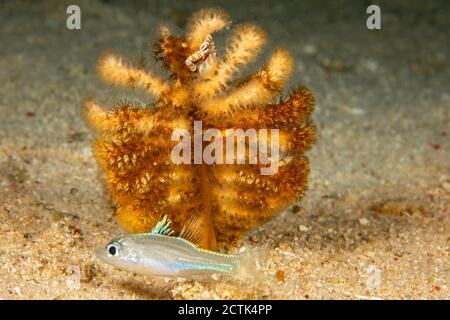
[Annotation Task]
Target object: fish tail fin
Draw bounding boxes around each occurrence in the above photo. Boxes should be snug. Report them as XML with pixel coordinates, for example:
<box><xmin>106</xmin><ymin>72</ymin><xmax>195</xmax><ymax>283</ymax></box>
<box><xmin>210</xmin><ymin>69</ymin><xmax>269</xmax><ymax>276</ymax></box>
<box><xmin>232</xmin><ymin>247</ymin><xmax>268</xmax><ymax>281</ymax></box>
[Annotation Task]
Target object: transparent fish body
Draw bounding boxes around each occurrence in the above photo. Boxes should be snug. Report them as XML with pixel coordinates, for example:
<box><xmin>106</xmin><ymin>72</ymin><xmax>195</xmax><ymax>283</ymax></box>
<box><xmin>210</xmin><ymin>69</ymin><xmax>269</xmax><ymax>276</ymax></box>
<box><xmin>96</xmin><ymin>231</ymin><xmax>241</xmax><ymax>278</ymax></box>
<box><xmin>97</xmin><ymin>234</ymin><xmax>239</xmax><ymax>277</ymax></box>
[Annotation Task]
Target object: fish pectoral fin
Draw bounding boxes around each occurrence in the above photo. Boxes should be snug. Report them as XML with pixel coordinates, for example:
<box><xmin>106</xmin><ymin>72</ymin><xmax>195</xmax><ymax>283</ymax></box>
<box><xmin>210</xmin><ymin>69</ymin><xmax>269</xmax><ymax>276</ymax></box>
<box><xmin>149</xmin><ymin>215</ymin><xmax>174</xmax><ymax>236</ymax></box>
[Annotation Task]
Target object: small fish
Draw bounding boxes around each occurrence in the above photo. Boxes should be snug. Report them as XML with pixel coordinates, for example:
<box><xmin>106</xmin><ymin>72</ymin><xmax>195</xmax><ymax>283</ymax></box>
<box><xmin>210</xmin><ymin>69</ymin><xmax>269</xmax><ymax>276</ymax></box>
<box><xmin>96</xmin><ymin>215</ymin><xmax>254</xmax><ymax>278</ymax></box>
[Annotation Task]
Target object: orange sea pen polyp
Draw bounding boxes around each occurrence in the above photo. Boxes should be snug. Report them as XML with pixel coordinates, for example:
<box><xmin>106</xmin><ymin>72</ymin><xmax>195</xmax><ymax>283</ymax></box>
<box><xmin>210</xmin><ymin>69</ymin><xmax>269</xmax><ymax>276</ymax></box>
<box><xmin>84</xmin><ymin>7</ymin><xmax>315</xmax><ymax>250</ymax></box>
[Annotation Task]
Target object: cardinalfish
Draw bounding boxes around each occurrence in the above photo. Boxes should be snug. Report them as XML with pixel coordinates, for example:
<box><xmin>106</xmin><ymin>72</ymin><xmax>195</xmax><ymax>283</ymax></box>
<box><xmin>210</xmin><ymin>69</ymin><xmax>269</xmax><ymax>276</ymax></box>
<box><xmin>96</xmin><ymin>215</ymin><xmax>256</xmax><ymax>279</ymax></box>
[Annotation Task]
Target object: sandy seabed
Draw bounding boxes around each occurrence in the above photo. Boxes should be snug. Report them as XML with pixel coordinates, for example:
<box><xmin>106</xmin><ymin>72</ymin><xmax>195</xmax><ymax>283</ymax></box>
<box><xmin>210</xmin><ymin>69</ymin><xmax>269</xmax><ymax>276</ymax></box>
<box><xmin>0</xmin><ymin>0</ymin><xmax>448</xmax><ymax>299</ymax></box>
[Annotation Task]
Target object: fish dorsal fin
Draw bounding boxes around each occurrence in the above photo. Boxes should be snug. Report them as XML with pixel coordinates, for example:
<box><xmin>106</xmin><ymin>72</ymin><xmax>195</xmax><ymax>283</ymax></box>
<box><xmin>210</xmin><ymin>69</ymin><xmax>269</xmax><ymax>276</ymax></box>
<box><xmin>179</xmin><ymin>215</ymin><xmax>203</xmax><ymax>247</ymax></box>
<box><xmin>149</xmin><ymin>215</ymin><xmax>174</xmax><ymax>236</ymax></box>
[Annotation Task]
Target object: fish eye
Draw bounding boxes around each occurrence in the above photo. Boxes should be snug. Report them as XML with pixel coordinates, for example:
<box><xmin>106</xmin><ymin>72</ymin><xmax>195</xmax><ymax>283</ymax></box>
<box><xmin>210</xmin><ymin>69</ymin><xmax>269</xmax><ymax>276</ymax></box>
<box><xmin>106</xmin><ymin>244</ymin><xmax>119</xmax><ymax>257</ymax></box>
